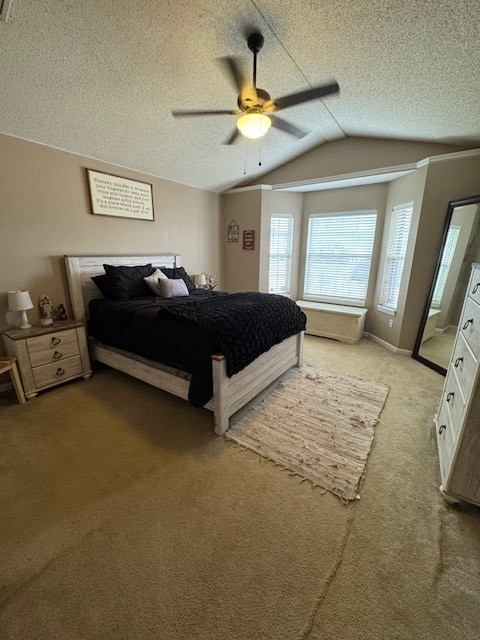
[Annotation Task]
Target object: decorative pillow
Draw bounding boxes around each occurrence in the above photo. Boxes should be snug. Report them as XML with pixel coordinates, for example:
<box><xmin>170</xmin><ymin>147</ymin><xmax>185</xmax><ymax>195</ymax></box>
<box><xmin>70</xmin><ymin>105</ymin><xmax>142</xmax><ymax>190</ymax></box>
<box><xmin>91</xmin><ymin>274</ymin><xmax>116</xmax><ymax>298</ymax></box>
<box><xmin>158</xmin><ymin>277</ymin><xmax>189</xmax><ymax>298</ymax></box>
<box><xmin>144</xmin><ymin>268</ymin><xmax>168</xmax><ymax>296</ymax></box>
<box><xmin>159</xmin><ymin>267</ymin><xmax>195</xmax><ymax>293</ymax></box>
<box><xmin>103</xmin><ymin>263</ymin><xmax>153</xmax><ymax>300</ymax></box>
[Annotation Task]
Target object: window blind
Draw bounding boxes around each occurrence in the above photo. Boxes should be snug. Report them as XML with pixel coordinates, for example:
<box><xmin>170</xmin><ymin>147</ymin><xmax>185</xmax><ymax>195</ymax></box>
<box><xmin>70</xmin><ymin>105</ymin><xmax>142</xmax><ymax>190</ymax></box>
<box><xmin>268</xmin><ymin>213</ymin><xmax>294</xmax><ymax>296</ymax></box>
<box><xmin>303</xmin><ymin>211</ymin><xmax>377</xmax><ymax>305</ymax></box>
<box><xmin>379</xmin><ymin>202</ymin><xmax>414</xmax><ymax>311</ymax></box>
<box><xmin>431</xmin><ymin>225</ymin><xmax>460</xmax><ymax>307</ymax></box>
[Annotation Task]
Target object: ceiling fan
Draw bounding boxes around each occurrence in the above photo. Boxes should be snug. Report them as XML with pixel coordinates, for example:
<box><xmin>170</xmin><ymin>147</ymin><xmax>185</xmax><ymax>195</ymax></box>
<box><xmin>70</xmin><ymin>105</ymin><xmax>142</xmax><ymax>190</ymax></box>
<box><xmin>172</xmin><ymin>32</ymin><xmax>339</xmax><ymax>145</ymax></box>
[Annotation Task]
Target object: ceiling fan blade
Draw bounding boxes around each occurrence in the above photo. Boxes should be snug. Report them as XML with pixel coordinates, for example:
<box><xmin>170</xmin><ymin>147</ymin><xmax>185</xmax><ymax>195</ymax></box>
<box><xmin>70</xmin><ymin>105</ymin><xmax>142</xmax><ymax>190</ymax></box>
<box><xmin>273</xmin><ymin>80</ymin><xmax>339</xmax><ymax>111</ymax></box>
<box><xmin>172</xmin><ymin>109</ymin><xmax>238</xmax><ymax>117</ymax></box>
<box><xmin>271</xmin><ymin>116</ymin><xmax>308</xmax><ymax>139</ymax></box>
<box><xmin>218</xmin><ymin>56</ymin><xmax>248</xmax><ymax>94</ymax></box>
<box><xmin>223</xmin><ymin>128</ymin><xmax>241</xmax><ymax>145</ymax></box>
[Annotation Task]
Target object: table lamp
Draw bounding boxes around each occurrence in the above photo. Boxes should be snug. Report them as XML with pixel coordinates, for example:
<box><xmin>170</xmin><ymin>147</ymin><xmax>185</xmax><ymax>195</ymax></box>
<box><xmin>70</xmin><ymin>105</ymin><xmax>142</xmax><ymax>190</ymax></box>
<box><xmin>8</xmin><ymin>290</ymin><xmax>34</xmax><ymax>329</ymax></box>
<box><xmin>193</xmin><ymin>274</ymin><xmax>207</xmax><ymax>288</ymax></box>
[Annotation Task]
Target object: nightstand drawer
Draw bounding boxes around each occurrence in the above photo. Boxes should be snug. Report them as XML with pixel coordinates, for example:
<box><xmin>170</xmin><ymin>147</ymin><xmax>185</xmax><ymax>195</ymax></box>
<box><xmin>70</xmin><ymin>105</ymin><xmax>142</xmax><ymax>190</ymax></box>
<box><xmin>27</xmin><ymin>328</ymin><xmax>78</xmax><ymax>358</ymax></box>
<box><xmin>32</xmin><ymin>356</ymin><xmax>83</xmax><ymax>389</ymax></box>
<box><xmin>28</xmin><ymin>338</ymin><xmax>80</xmax><ymax>367</ymax></box>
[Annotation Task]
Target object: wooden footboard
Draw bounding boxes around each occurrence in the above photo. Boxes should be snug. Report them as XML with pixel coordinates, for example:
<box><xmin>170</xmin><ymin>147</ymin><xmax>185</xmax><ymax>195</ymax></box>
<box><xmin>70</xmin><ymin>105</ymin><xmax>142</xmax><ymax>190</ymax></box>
<box><xmin>209</xmin><ymin>331</ymin><xmax>304</xmax><ymax>435</ymax></box>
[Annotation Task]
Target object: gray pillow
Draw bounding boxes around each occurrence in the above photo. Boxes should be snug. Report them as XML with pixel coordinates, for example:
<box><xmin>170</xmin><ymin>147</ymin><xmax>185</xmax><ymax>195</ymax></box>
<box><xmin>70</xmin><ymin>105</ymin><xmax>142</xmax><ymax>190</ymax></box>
<box><xmin>144</xmin><ymin>268</ymin><xmax>168</xmax><ymax>296</ymax></box>
<box><xmin>159</xmin><ymin>278</ymin><xmax>189</xmax><ymax>298</ymax></box>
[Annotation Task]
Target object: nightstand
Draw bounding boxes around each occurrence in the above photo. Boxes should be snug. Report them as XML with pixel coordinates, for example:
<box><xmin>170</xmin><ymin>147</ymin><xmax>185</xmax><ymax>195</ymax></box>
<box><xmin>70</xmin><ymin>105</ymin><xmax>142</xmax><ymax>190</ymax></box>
<box><xmin>2</xmin><ymin>321</ymin><xmax>92</xmax><ymax>399</ymax></box>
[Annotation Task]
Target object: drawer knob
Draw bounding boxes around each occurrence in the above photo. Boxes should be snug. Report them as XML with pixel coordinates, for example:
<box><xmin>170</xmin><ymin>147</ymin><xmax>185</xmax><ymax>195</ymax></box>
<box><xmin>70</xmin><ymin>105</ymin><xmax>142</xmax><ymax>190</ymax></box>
<box><xmin>55</xmin><ymin>368</ymin><xmax>65</xmax><ymax>377</ymax></box>
<box><xmin>438</xmin><ymin>424</ymin><xmax>446</xmax><ymax>434</ymax></box>
<box><xmin>51</xmin><ymin>336</ymin><xmax>61</xmax><ymax>346</ymax></box>
<box><xmin>473</xmin><ymin>283</ymin><xmax>480</xmax><ymax>294</ymax></box>
<box><xmin>53</xmin><ymin>351</ymin><xmax>63</xmax><ymax>360</ymax></box>
<box><xmin>462</xmin><ymin>318</ymin><xmax>473</xmax><ymax>330</ymax></box>
<box><xmin>446</xmin><ymin>392</ymin><xmax>454</xmax><ymax>402</ymax></box>
<box><xmin>454</xmin><ymin>357</ymin><xmax>463</xmax><ymax>368</ymax></box>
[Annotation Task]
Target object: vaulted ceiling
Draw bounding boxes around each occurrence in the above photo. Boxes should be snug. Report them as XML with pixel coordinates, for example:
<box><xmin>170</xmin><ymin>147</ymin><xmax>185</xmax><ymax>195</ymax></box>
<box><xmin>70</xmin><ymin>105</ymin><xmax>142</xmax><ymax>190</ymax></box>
<box><xmin>1</xmin><ymin>0</ymin><xmax>479</xmax><ymax>192</ymax></box>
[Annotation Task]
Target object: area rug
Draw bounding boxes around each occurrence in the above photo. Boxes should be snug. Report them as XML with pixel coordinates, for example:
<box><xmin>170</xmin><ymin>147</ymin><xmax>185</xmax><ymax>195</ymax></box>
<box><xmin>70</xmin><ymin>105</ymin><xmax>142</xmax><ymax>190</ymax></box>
<box><xmin>226</xmin><ymin>366</ymin><xmax>389</xmax><ymax>502</ymax></box>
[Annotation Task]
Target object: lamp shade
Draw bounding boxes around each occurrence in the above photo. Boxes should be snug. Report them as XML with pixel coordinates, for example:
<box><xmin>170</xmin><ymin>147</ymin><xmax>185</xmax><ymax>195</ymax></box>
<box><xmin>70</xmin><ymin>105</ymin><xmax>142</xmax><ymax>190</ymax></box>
<box><xmin>193</xmin><ymin>273</ymin><xmax>207</xmax><ymax>287</ymax></box>
<box><xmin>237</xmin><ymin>112</ymin><xmax>271</xmax><ymax>139</ymax></box>
<box><xmin>8</xmin><ymin>290</ymin><xmax>34</xmax><ymax>311</ymax></box>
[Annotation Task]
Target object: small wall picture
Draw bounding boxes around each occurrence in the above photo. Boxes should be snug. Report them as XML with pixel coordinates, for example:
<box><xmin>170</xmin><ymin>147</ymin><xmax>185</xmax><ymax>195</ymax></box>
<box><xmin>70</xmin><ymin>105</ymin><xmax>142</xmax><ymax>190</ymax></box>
<box><xmin>243</xmin><ymin>229</ymin><xmax>255</xmax><ymax>250</ymax></box>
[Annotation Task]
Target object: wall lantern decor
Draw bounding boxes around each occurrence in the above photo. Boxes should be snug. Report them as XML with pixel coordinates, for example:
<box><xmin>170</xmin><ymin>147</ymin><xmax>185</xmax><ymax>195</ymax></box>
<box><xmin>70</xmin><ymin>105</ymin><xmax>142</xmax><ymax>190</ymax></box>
<box><xmin>227</xmin><ymin>219</ymin><xmax>239</xmax><ymax>243</ymax></box>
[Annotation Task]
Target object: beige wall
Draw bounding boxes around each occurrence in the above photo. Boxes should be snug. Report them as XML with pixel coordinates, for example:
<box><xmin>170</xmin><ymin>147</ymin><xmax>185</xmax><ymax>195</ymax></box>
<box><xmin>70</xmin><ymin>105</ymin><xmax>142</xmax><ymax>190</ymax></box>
<box><xmin>245</xmin><ymin>137</ymin><xmax>469</xmax><ymax>187</ymax></box>
<box><xmin>0</xmin><ymin>133</ymin><xmax>221</xmax><ymax>345</ymax></box>
<box><xmin>222</xmin><ymin>188</ymin><xmax>263</xmax><ymax>292</ymax></box>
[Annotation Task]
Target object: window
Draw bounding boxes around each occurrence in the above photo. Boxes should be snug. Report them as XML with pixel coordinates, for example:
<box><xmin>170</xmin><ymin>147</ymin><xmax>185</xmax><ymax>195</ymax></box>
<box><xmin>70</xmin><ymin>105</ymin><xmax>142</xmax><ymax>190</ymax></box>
<box><xmin>431</xmin><ymin>225</ymin><xmax>460</xmax><ymax>307</ymax></box>
<box><xmin>268</xmin><ymin>213</ymin><xmax>294</xmax><ymax>296</ymax></box>
<box><xmin>303</xmin><ymin>211</ymin><xmax>377</xmax><ymax>305</ymax></box>
<box><xmin>379</xmin><ymin>202</ymin><xmax>414</xmax><ymax>312</ymax></box>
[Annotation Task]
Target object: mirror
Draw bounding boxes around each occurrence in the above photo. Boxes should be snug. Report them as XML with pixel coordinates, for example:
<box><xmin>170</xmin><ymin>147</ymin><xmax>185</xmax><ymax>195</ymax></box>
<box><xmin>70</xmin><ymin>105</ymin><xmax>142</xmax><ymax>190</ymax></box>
<box><xmin>413</xmin><ymin>195</ymin><xmax>480</xmax><ymax>374</ymax></box>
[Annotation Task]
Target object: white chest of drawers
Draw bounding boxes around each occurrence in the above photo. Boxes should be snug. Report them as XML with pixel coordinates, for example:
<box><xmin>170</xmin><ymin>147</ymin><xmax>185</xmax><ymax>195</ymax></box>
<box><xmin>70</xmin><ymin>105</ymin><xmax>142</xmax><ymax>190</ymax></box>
<box><xmin>2</xmin><ymin>321</ymin><xmax>92</xmax><ymax>399</ymax></box>
<box><xmin>435</xmin><ymin>263</ymin><xmax>480</xmax><ymax>506</ymax></box>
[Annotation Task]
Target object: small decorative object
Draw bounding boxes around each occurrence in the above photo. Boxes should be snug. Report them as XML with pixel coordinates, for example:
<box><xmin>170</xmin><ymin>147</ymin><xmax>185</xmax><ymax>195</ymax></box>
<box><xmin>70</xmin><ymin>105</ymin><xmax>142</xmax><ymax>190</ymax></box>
<box><xmin>227</xmin><ymin>219</ymin><xmax>239</xmax><ymax>243</ymax></box>
<box><xmin>56</xmin><ymin>303</ymin><xmax>68</xmax><ymax>321</ymax></box>
<box><xmin>38</xmin><ymin>295</ymin><xmax>54</xmax><ymax>327</ymax></box>
<box><xmin>87</xmin><ymin>169</ymin><xmax>154</xmax><ymax>221</ymax></box>
<box><xmin>8</xmin><ymin>290</ymin><xmax>34</xmax><ymax>329</ymax></box>
<box><xmin>243</xmin><ymin>229</ymin><xmax>255</xmax><ymax>250</ymax></box>
<box><xmin>204</xmin><ymin>273</ymin><xmax>218</xmax><ymax>290</ymax></box>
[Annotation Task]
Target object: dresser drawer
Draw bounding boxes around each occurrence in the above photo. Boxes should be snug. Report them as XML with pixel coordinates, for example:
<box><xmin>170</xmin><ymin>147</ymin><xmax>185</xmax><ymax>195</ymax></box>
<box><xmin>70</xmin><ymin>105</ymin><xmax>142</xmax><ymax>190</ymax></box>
<box><xmin>442</xmin><ymin>369</ymin><xmax>465</xmax><ymax>437</ymax></box>
<box><xmin>451</xmin><ymin>333</ymin><xmax>477</xmax><ymax>401</ymax></box>
<box><xmin>459</xmin><ymin>297</ymin><xmax>480</xmax><ymax>358</ymax></box>
<box><xmin>435</xmin><ymin>400</ymin><xmax>456</xmax><ymax>485</ymax></box>
<box><xmin>468</xmin><ymin>267</ymin><xmax>480</xmax><ymax>306</ymax></box>
<box><xmin>32</xmin><ymin>356</ymin><xmax>83</xmax><ymax>389</ymax></box>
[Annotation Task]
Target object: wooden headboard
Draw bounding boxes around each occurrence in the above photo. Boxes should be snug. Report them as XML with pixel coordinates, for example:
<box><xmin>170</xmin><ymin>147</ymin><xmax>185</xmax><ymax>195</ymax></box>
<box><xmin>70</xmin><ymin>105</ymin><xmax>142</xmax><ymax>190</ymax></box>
<box><xmin>64</xmin><ymin>254</ymin><xmax>182</xmax><ymax>324</ymax></box>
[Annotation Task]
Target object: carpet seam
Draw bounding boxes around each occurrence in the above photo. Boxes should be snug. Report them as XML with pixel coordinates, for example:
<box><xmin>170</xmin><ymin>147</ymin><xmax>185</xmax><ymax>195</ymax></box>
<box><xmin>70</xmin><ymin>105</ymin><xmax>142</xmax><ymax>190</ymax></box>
<box><xmin>0</xmin><ymin>528</ymin><xmax>96</xmax><ymax>611</ymax></box>
<box><xmin>299</xmin><ymin>508</ymin><xmax>357</xmax><ymax>640</ymax></box>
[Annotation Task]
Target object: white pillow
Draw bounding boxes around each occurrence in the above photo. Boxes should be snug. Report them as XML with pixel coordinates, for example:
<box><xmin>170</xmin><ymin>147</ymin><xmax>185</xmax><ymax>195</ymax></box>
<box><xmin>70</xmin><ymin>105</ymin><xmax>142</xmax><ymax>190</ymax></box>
<box><xmin>144</xmin><ymin>268</ymin><xmax>168</xmax><ymax>295</ymax></box>
<box><xmin>159</xmin><ymin>278</ymin><xmax>189</xmax><ymax>298</ymax></box>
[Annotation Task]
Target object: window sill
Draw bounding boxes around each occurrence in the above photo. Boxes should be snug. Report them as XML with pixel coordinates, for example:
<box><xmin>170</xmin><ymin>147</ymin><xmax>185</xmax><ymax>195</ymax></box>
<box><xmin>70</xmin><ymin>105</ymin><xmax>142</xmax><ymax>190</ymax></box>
<box><xmin>376</xmin><ymin>305</ymin><xmax>396</xmax><ymax>316</ymax></box>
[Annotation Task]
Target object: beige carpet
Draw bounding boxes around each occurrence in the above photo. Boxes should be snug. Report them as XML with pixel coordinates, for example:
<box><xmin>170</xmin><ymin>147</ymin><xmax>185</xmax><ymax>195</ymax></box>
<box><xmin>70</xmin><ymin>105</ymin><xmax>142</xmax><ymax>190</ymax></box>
<box><xmin>226</xmin><ymin>367</ymin><xmax>389</xmax><ymax>501</ymax></box>
<box><xmin>1</xmin><ymin>335</ymin><xmax>480</xmax><ymax>639</ymax></box>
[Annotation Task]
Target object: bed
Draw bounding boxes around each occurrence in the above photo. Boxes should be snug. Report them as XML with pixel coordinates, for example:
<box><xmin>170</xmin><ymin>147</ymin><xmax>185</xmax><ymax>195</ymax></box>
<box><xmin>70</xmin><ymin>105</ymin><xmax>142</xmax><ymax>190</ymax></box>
<box><xmin>65</xmin><ymin>254</ymin><xmax>305</xmax><ymax>435</ymax></box>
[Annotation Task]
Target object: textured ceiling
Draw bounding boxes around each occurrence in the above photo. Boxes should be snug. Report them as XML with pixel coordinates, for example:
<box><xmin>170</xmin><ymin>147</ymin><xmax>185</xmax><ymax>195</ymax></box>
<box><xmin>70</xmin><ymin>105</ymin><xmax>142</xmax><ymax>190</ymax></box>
<box><xmin>1</xmin><ymin>0</ymin><xmax>479</xmax><ymax>192</ymax></box>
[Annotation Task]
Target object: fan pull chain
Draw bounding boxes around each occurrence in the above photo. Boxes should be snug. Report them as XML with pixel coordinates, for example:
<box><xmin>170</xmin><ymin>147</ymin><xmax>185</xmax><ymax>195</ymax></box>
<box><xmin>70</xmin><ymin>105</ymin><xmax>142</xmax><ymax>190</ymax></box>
<box><xmin>243</xmin><ymin>136</ymin><xmax>247</xmax><ymax>175</ymax></box>
<box><xmin>258</xmin><ymin>139</ymin><xmax>262</xmax><ymax>166</ymax></box>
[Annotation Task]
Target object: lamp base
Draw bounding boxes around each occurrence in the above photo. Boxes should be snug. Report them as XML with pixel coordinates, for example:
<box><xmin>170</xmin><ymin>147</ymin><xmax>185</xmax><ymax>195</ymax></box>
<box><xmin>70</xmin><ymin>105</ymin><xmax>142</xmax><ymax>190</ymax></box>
<box><xmin>18</xmin><ymin>310</ymin><xmax>31</xmax><ymax>330</ymax></box>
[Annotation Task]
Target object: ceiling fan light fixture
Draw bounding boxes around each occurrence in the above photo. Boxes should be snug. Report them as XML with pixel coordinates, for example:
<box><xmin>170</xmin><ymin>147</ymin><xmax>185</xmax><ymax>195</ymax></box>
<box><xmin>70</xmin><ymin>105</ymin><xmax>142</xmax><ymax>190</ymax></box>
<box><xmin>236</xmin><ymin>112</ymin><xmax>271</xmax><ymax>139</ymax></box>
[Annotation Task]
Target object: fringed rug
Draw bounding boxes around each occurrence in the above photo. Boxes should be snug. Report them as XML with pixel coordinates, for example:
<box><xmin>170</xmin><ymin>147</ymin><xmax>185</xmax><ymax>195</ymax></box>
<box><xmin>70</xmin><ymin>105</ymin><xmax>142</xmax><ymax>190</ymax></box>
<box><xmin>226</xmin><ymin>366</ymin><xmax>389</xmax><ymax>502</ymax></box>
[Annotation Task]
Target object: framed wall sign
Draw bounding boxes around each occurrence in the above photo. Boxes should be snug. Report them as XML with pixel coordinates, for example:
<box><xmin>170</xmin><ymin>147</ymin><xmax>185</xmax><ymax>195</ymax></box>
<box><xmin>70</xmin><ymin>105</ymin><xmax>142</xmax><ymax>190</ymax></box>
<box><xmin>243</xmin><ymin>229</ymin><xmax>255</xmax><ymax>250</ymax></box>
<box><xmin>87</xmin><ymin>169</ymin><xmax>154</xmax><ymax>221</ymax></box>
